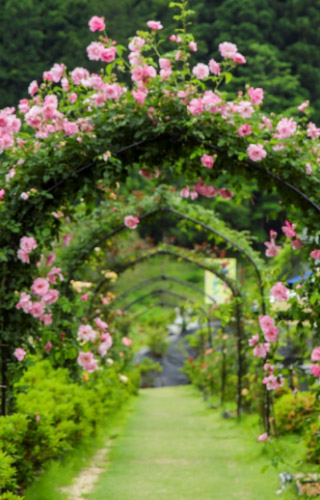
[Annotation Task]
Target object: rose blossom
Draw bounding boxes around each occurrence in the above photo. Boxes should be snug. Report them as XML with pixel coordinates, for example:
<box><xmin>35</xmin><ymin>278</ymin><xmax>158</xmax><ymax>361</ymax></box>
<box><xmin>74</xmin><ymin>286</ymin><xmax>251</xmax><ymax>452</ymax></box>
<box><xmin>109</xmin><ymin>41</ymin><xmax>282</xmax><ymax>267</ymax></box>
<box><xmin>189</xmin><ymin>41</ymin><xmax>197</xmax><ymax>52</ymax></box>
<box><xmin>88</xmin><ymin>16</ymin><xmax>105</xmax><ymax>32</ymax></box>
<box><xmin>31</xmin><ymin>278</ymin><xmax>50</xmax><ymax>297</ymax></box>
<box><xmin>281</xmin><ymin>220</ymin><xmax>297</xmax><ymax>239</ymax></box>
<box><xmin>311</xmin><ymin>347</ymin><xmax>320</xmax><ymax>362</ymax></box>
<box><xmin>310</xmin><ymin>249</ymin><xmax>320</xmax><ymax>260</ymax></box>
<box><xmin>94</xmin><ymin>317</ymin><xmax>109</xmax><ymax>330</ymax></box>
<box><xmin>40</xmin><ymin>313</ymin><xmax>52</xmax><ymax>326</ymax></box>
<box><xmin>47</xmin><ymin>267</ymin><xmax>64</xmax><ymax>284</ymax></box>
<box><xmin>122</xmin><ymin>337</ymin><xmax>132</xmax><ymax>347</ymax></box>
<box><xmin>219</xmin><ymin>42</ymin><xmax>238</xmax><ymax>58</ymax></box>
<box><xmin>28</xmin><ymin>80</ymin><xmax>38</xmax><ymax>96</ymax></box>
<box><xmin>270</xmin><ymin>282</ymin><xmax>289</xmax><ymax>301</ymax></box>
<box><xmin>253</xmin><ymin>343</ymin><xmax>270</xmax><ymax>358</ymax></box>
<box><xmin>201</xmin><ymin>154</ymin><xmax>214</xmax><ymax>168</ymax></box>
<box><xmin>247</xmin><ymin>87</ymin><xmax>264</xmax><ymax>106</ymax></box>
<box><xmin>257</xmin><ymin>433</ymin><xmax>268</xmax><ymax>442</ymax></box>
<box><xmin>248</xmin><ymin>334</ymin><xmax>259</xmax><ymax>346</ymax></box>
<box><xmin>44</xmin><ymin>341</ymin><xmax>52</xmax><ymax>351</ymax></box>
<box><xmin>77</xmin><ymin>324</ymin><xmax>97</xmax><ymax>343</ymax></box>
<box><xmin>192</xmin><ymin>63</ymin><xmax>209</xmax><ymax>80</ymax></box>
<box><xmin>310</xmin><ymin>364</ymin><xmax>320</xmax><ymax>377</ymax></box>
<box><xmin>42</xmin><ymin>289</ymin><xmax>59</xmax><ymax>304</ymax></box>
<box><xmin>30</xmin><ymin>301</ymin><xmax>45</xmax><ymax>318</ymax></box>
<box><xmin>298</xmin><ymin>100</ymin><xmax>309</xmax><ymax>111</ymax></box>
<box><xmin>147</xmin><ymin>20</ymin><xmax>163</xmax><ymax>30</ymax></box>
<box><xmin>16</xmin><ymin>292</ymin><xmax>32</xmax><ymax>313</ymax></box>
<box><xmin>247</xmin><ymin>144</ymin><xmax>267</xmax><ymax>162</ymax></box>
<box><xmin>124</xmin><ymin>215</ymin><xmax>140</xmax><ymax>229</ymax></box>
<box><xmin>275</xmin><ymin>117</ymin><xmax>297</xmax><ymax>139</ymax></box>
<box><xmin>209</xmin><ymin>59</ymin><xmax>221</xmax><ymax>75</ymax></box>
<box><xmin>14</xmin><ymin>348</ymin><xmax>26</xmax><ymax>361</ymax></box>
<box><xmin>237</xmin><ymin>123</ymin><xmax>252</xmax><ymax>136</ymax></box>
<box><xmin>20</xmin><ymin>236</ymin><xmax>37</xmax><ymax>253</ymax></box>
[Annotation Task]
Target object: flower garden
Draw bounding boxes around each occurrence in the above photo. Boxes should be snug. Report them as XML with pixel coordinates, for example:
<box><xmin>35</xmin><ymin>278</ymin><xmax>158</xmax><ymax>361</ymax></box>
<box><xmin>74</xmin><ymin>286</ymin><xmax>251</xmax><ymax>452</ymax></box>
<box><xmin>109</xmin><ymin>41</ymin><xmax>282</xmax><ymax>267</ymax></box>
<box><xmin>1</xmin><ymin>2</ymin><xmax>320</xmax><ymax>498</ymax></box>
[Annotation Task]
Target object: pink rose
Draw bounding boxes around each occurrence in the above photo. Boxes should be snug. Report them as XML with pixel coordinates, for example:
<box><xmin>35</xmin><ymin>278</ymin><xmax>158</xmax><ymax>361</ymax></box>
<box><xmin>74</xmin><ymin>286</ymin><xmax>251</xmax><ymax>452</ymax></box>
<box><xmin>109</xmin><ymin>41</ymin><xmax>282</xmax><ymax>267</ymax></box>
<box><xmin>14</xmin><ymin>348</ymin><xmax>26</xmax><ymax>361</ymax></box>
<box><xmin>122</xmin><ymin>336</ymin><xmax>132</xmax><ymax>347</ymax></box>
<box><xmin>257</xmin><ymin>433</ymin><xmax>268</xmax><ymax>442</ymax></box>
<box><xmin>270</xmin><ymin>282</ymin><xmax>289</xmax><ymax>301</ymax></box>
<box><xmin>298</xmin><ymin>100</ymin><xmax>309</xmax><ymax>111</ymax></box>
<box><xmin>237</xmin><ymin>123</ymin><xmax>252</xmax><ymax>137</ymax></box>
<box><xmin>253</xmin><ymin>343</ymin><xmax>270</xmax><ymax>358</ymax></box>
<box><xmin>248</xmin><ymin>334</ymin><xmax>259</xmax><ymax>347</ymax></box>
<box><xmin>275</xmin><ymin>118</ymin><xmax>297</xmax><ymax>139</ymax></box>
<box><xmin>31</xmin><ymin>278</ymin><xmax>50</xmax><ymax>297</ymax></box>
<box><xmin>180</xmin><ymin>187</ymin><xmax>190</xmax><ymax>198</ymax></box>
<box><xmin>40</xmin><ymin>314</ymin><xmax>52</xmax><ymax>326</ymax></box>
<box><xmin>147</xmin><ymin>20</ymin><xmax>163</xmax><ymax>30</ymax></box>
<box><xmin>20</xmin><ymin>236</ymin><xmax>37</xmax><ymax>253</ymax></box>
<box><xmin>17</xmin><ymin>249</ymin><xmax>30</xmax><ymax>263</ymax></box>
<box><xmin>94</xmin><ymin>317</ymin><xmax>109</xmax><ymax>331</ymax></box>
<box><xmin>16</xmin><ymin>292</ymin><xmax>32</xmax><ymax>313</ymax></box>
<box><xmin>219</xmin><ymin>42</ymin><xmax>238</xmax><ymax>58</ymax></box>
<box><xmin>189</xmin><ymin>41</ymin><xmax>197</xmax><ymax>52</ymax></box>
<box><xmin>46</xmin><ymin>253</ymin><xmax>56</xmax><ymax>267</ymax></box>
<box><xmin>81</xmin><ymin>294</ymin><xmax>88</xmax><ymax>301</ymax></box>
<box><xmin>208</xmin><ymin>58</ymin><xmax>221</xmax><ymax>75</ymax></box>
<box><xmin>263</xmin><ymin>327</ymin><xmax>279</xmax><ymax>343</ymax></box>
<box><xmin>28</xmin><ymin>80</ymin><xmax>38</xmax><ymax>96</ymax></box>
<box><xmin>247</xmin><ymin>87</ymin><xmax>264</xmax><ymax>106</ymax></box>
<box><xmin>88</xmin><ymin>16</ymin><xmax>105</xmax><ymax>32</ymax></box>
<box><xmin>187</xmin><ymin>98</ymin><xmax>203</xmax><ymax>115</ymax></box>
<box><xmin>77</xmin><ymin>324</ymin><xmax>97</xmax><ymax>343</ymax></box>
<box><xmin>42</xmin><ymin>289</ymin><xmax>59</xmax><ymax>304</ymax></box>
<box><xmin>78</xmin><ymin>351</ymin><xmax>94</xmax><ymax>367</ymax></box>
<box><xmin>201</xmin><ymin>154</ymin><xmax>214</xmax><ymax>168</ymax></box>
<box><xmin>44</xmin><ymin>341</ymin><xmax>52</xmax><ymax>351</ymax></box>
<box><xmin>310</xmin><ymin>364</ymin><xmax>320</xmax><ymax>377</ymax></box>
<box><xmin>281</xmin><ymin>220</ymin><xmax>297</xmax><ymax>239</ymax></box>
<box><xmin>30</xmin><ymin>301</ymin><xmax>45</xmax><ymax>318</ymax></box>
<box><xmin>124</xmin><ymin>215</ymin><xmax>140</xmax><ymax>229</ymax></box>
<box><xmin>21</xmin><ymin>192</ymin><xmax>29</xmax><ymax>200</ymax></box>
<box><xmin>247</xmin><ymin>144</ymin><xmax>267</xmax><ymax>162</ymax></box>
<box><xmin>311</xmin><ymin>347</ymin><xmax>320</xmax><ymax>362</ymax></box>
<box><xmin>192</xmin><ymin>63</ymin><xmax>209</xmax><ymax>80</ymax></box>
<box><xmin>259</xmin><ymin>315</ymin><xmax>275</xmax><ymax>332</ymax></box>
<box><xmin>47</xmin><ymin>267</ymin><xmax>64</xmax><ymax>284</ymax></box>
<box><xmin>0</xmin><ymin>189</ymin><xmax>5</xmax><ymax>200</ymax></box>
<box><xmin>310</xmin><ymin>249</ymin><xmax>320</xmax><ymax>260</ymax></box>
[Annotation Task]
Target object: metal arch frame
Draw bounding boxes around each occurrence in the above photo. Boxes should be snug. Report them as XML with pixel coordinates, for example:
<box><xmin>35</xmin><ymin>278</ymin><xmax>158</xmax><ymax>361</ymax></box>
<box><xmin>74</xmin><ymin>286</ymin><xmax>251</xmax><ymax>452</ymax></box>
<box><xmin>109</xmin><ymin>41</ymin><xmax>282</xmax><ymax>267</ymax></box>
<box><xmin>121</xmin><ymin>288</ymin><xmax>195</xmax><ymax>312</ymax></box>
<box><xmin>90</xmin><ymin>247</ymin><xmax>244</xmax><ymax>419</ymax></box>
<box><xmin>66</xmin><ymin>205</ymin><xmax>266</xmax><ymax>314</ymax></box>
<box><xmin>113</xmin><ymin>274</ymin><xmax>217</xmax><ymax>305</ymax></box>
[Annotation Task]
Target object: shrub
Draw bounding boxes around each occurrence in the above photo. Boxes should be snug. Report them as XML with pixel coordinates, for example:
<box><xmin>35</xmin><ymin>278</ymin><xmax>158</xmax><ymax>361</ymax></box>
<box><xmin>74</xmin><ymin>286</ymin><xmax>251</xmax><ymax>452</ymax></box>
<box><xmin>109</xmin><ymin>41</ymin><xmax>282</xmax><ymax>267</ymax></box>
<box><xmin>0</xmin><ymin>358</ymin><xmax>140</xmax><ymax>496</ymax></box>
<box><xmin>305</xmin><ymin>419</ymin><xmax>320</xmax><ymax>464</ymax></box>
<box><xmin>274</xmin><ymin>392</ymin><xmax>318</xmax><ymax>435</ymax></box>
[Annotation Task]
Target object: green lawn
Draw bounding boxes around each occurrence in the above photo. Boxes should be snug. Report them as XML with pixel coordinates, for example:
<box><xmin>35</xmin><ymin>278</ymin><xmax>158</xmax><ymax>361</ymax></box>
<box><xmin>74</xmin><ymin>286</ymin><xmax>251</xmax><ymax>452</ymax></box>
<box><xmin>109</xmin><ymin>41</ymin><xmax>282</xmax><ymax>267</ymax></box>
<box><xmin>88</xmin><ymin>386</ymin><xmax>301</xmax><ymax>500</ymax></box>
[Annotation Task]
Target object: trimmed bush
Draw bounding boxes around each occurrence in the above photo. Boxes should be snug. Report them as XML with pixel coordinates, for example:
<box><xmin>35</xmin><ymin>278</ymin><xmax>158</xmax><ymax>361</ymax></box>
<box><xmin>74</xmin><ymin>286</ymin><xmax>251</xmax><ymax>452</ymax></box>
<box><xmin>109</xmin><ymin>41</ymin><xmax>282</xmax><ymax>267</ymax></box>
<box><xmin>274</xmin><ymin>392</ymin><xmax>318</xmax><ymax>435</ymax></box>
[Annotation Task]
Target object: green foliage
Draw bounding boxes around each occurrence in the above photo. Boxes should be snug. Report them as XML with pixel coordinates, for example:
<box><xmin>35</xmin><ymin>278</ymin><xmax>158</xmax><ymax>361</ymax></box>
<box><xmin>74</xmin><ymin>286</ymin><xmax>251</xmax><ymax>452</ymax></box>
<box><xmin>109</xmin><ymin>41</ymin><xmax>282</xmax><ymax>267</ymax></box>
<box><xmin>0</xmin><ymin>358</ymin><xmax>139</xmax><ymax>496</ymax></box>
<box><xmin>274</xmin><ymin>392</ymin><xmax>318</xmax><ymax>435</ymax></box>
<box><xmin>305</xmin><ymin>418</ymin><xmax>320</xmax><ymax>464</ymax></box>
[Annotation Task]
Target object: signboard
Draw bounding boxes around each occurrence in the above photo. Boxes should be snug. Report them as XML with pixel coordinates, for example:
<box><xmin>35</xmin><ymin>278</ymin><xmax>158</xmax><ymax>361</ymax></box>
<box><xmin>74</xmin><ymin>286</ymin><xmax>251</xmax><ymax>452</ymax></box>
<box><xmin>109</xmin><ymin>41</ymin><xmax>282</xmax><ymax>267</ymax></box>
<box><xmin>204</xmin><ymin>258</ymin><xmax>237</xmax><ymax>304</ymax></box>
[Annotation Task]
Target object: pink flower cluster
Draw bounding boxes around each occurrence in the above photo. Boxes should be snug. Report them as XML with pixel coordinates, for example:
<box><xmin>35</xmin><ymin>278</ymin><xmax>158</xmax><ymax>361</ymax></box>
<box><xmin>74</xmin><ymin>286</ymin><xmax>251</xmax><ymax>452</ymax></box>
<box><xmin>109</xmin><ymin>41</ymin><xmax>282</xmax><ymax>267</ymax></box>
<box><xmin>0</xmin><ymin>107</ymin><xmax>21</xmax><ymax>151</ymax></box>
<box><xmin>274</xmin><ymin>117</ymin><xmax>297</xmax><ymax>139</ymax></box>
<box><xmin>16</xmin><ymin>255</ymin><xmax>63</xmax><ymax>325</ymax></box>
<box><xmin>259</xmin><ymin>315</ymin><xmax>279</xmax><ymax>343</ymax></box>
<box><xmin>187</xmin><ymin>90</ymin><xmax>222</xmax><ymax>115</ymax></box>
<box><xmin>193</xmin><ymin>178</ymin><xmax>233</xmax><ymax>199</ymax></box>
<box><xmin>87</xmin><ymin>42</ymin><xmax>117</xmax><ymax>63</ymax></box>
<box><xmin>310</xmin><ymin>347</ymin><xmax>320</xmax><ymax>377</ymax></box>
<box><xmin>89</xmin><ymin>16</ymin><xmax>105</xmax><ymax>32</ymax></box>
<box><xmin>77</xmin><ymin>317</ymin><xmax>113</xmax><ymax>371</ymax></box>
<box><xmin>264</xmin><ymin>230</ymin><xmax>282</xmax><ymax>257</ymax></box>
<box><xmin>17</xmin><ymin>236</ymin><xmax>37</xmax><ymax>264</ymax></box>
<box><xmin>310</xmin><ymin>249</ymin><xmax>320</xmax><ymax>260</ymax></box>
<box><xmin>218</xmin><ymin>42</ymin><xmax>246</xmax><ymax>64</ymax></box>
<box><xmin>180</xmin><ymin>186</ymin><xmax>198</xmax><ymax>200</ymax></box>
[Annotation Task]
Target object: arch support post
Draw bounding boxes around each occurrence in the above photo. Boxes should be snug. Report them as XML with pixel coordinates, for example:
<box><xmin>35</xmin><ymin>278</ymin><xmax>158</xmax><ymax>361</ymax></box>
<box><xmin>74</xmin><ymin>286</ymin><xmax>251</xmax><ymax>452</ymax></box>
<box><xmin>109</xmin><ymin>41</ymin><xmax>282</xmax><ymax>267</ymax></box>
<box><xmin>235</xmin><ymin>300</ymin><xmax>243</xmax><ymax>420</ymax></box>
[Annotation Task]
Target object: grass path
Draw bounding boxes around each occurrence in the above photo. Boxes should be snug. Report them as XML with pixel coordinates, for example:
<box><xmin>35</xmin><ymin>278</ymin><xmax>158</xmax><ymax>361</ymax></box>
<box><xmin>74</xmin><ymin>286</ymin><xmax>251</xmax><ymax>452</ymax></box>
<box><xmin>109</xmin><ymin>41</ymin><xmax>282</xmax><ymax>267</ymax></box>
<box><xmin>88</xmin><ymin>386</ymin><xmax>298</xmax><ymax>500</ymax></box>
